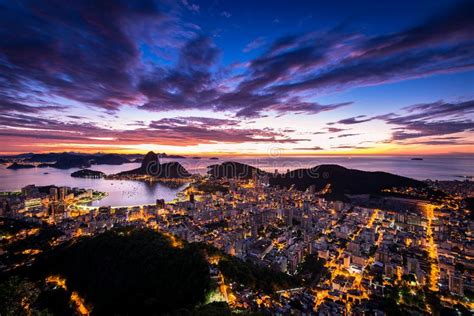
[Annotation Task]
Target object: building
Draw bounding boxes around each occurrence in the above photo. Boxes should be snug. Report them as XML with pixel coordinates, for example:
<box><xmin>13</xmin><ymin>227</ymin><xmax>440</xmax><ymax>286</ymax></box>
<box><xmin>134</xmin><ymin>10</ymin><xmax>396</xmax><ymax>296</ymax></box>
<box><xmin>449</xmin><ymin>273</ymin><xmax>464</xmax><ymax>296</ymax></box>
<box><xmin>49</xmin><ymin>187</ymin><xmax>58</xmax><ymax>202</ymax></box>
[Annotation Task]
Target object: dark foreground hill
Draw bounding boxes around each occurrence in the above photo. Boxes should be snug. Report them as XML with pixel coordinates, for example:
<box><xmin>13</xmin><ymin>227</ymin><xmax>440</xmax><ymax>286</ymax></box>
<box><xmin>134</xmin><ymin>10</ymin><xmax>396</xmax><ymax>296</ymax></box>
<box><xmin>270</xmin><ymin>164</ymin><xmax>426</xmax><ymax>194</ymax></box>
<box><xmin>116</xmin><ymin>151</ymin><xmax>191</xmax><ymax>178</ymax></box>
<box><xmin>29</xmin><ymin>228</ymin><xmax>210</xmax><ymax>315</ymax></box>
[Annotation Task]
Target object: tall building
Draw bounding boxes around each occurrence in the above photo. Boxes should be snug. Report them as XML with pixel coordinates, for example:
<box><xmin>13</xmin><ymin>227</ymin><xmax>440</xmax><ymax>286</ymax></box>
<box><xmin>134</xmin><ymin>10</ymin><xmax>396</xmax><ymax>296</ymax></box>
<box><xmin>156</xmin><ymin>199</ymin><xmax>165</xmax><ymax>209</ymax></box>
<box><xmin>49</xmin><ymin>187</ymin><xmax>58</xmax><ymax>202</ymax></box>
<box><xmin>59</xmin><ymin>187</ymin><xmax>67</xmax><ymax>201</ymax></box>
<box><xmin>449</xmin><ymin>273</ymin><xmax>464</xmax><ymax>296</ymax></box>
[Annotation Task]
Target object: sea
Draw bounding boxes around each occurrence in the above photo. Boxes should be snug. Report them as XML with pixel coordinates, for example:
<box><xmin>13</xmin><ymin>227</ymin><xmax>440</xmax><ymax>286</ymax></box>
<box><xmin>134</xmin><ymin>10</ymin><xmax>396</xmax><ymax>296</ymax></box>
<box><xmin>0</xmin><ymin>156</ymin><xmax>472</xmax><ymax>207</ymax></box>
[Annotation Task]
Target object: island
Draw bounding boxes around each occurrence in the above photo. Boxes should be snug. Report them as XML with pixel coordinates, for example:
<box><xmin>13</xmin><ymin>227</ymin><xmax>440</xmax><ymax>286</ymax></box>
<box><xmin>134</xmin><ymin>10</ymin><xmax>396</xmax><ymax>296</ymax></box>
<box><xmin>71</xmin><ymin>169</ymin><xmax>106</xmax><ymax>178</ymax></box>
<box><xmin>411</xmin><ymin>157</ymin><xmax>424</xmax><ymax>160</ymax></box>
<box><xmin>6</xmin><ymin>162</ymin><xmax>36</xmax><ymax>169</ymax></box>
<box><xmin>110</xmin><ymin>151</ymin><xmax>191</xmax><ymax>180</ymax></box>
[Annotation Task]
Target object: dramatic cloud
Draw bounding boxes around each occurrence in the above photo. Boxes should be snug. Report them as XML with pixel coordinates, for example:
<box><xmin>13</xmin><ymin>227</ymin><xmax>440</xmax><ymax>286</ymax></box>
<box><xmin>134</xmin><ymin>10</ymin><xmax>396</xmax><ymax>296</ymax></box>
<box><xmin>292</xmin><ymin>146</ymin><xmax>324</xmax><ymax>151</ymax></box>
<box><xmin>2</xmin><ymin>1</ymin><xmax>471</xmax><ymax>119</ymax></box>
<box><xmin>313</xmin><ymin>127</ymin><xmax>347</xmax><ymax>134</ymax></box>
<box><xmin>336</xmin><ymin>133</ymin><xmax>360</xmax><ymax>138</ymax></box>
<box><xmin>0</xmin><ymin>0</ymin><xmax>169</xmax><ymax>113</ymax></box>
<box><xmin>243</xmin><ymin>37</ymin><xmax>266</xmax><ymax>53</ymax></box>
<box><xmin>0</xmin><ymin>113</ymin><xmax>310</xmax><ymax>152</ymax></box>
<box><xmin>331</xmin><ymin>145</ymin><xmax>373</xmax><ymax>150</ymax></box>
<box><xmin>329</xmin><ymin>115</ymin><xmax>372</xmax><ymax>125</ymax></box>
<box><xmin>330</xmin><ymin>99</ymin><xmax>474</xmax><ymax>144</ymax></box>
<box><xmin>0</xmin><ymin>1</ymin><xmax>473</xmax><ymax>153</ymax></box>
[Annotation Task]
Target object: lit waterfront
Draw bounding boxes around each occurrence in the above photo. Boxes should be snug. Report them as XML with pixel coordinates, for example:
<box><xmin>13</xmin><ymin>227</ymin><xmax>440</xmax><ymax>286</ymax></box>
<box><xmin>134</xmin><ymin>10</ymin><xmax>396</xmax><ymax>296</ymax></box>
<box><xmin>1</xmin><ymin>156</ymin><xmax>472</xmax><ymax>207</ymax></box>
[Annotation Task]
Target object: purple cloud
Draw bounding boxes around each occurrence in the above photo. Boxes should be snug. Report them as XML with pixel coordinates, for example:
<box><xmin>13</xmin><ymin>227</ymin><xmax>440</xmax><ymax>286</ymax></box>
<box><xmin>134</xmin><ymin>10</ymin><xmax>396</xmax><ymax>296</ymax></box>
<box><xmin>331</xmin><ymin>99</ymin><xmax>474</xmax><ymax>144</ymax></box>
<box><xmin>292</xmin><ymin>146</ymin><xmax>324</xmax><ymax>151</ymax></box>
<box><xmin>0</xmin><ymin>0</ymin><xmax>472</xmax><ymax>122</ymax></box>
<box><xmin>0</xmin><ymin>113</ymin><xmax>310</xmax><ymax>151</ymax></box>
<box><xmin>243</xmin><ymin>37</ymin><xmax>266</xmax><ymax>53</ymax></box>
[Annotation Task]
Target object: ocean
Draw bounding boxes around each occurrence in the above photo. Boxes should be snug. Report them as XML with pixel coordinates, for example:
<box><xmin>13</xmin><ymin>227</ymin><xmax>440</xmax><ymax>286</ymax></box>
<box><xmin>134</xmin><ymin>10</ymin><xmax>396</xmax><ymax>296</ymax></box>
<box><xmin>0</xmin><ymin>156</ymin><xmax>471</xmax><ymax>207</ymax></box>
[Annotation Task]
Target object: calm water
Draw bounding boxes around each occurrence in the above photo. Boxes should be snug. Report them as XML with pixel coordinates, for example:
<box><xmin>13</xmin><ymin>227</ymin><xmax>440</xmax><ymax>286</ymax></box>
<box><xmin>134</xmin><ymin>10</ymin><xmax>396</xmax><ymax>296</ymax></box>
<box><xmin>1</xmin><ymin>156</ymin><xmax>472</xmax><ymax>206</ymax></box>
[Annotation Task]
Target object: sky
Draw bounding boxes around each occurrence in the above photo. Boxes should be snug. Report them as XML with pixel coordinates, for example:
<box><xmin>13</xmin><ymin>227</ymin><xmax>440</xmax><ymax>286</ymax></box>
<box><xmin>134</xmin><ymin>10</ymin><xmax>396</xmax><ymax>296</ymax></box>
<box><xmin>0</xmin><ymin>0</ymin><xmax>473</xmax><ymax>156</ymax></box>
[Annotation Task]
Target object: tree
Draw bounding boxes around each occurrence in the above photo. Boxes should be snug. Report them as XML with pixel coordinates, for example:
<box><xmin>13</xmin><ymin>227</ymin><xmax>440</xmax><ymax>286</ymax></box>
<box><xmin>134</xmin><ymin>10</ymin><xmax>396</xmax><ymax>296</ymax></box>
<box><xmin>0</xmin><ymin>277</ymin><xmax>41</xmax><ymax>316</ymax></box>
<box><xmin>32</xmin><ymin>228</ymin><xmax>211</xmax><ymax>315</ymax></box>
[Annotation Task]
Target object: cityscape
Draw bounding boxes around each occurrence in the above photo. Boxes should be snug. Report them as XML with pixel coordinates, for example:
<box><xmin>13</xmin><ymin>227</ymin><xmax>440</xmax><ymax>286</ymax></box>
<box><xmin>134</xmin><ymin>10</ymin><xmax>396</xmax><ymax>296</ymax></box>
<box><xmin>0</xmin><ymin>0</ymin><xmax>473</xmax><ymax>315</ymax></box>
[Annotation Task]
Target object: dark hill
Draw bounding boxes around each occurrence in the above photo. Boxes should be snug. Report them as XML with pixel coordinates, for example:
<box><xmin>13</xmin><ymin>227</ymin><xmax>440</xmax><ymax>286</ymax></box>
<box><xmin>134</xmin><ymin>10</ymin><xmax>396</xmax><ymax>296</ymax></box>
<box><xmin>71</xmin><ymin>169</ymin><xmax>106</xmax><ymax>178</ymax></box>
<box><xmin>51</xmin><ymin>156</ymin><xmax>91</xmax><ymax>169</ymax></box>
<box><xmin>26</xmin><ymin>152</ymin><xmax>88</xmax><ymax>163</ymax></box>
<box><xmin>92</xmin><ymin>154</ymin><xmax>130</xmax><ymax>165</ymax></box>
<box><xmin>207</xmin><ymin>161</ymin><xmax>267</xmax><ymax>179</ymax></box>
<box><xmin>27</xmin><ymin>153</ymin><xmax>129</xmax><ymax>166</ymax></box>
<box><xmin>7</xmin><ymin>162</ymin><xmax>35</xmax><ymax>169</ymax></box>
<box><xmin>30</xmin><ymin>228</ymin><xmax>210</xmax><ymax>315</ymax></box>
<box><xmin>116</xmin><ymin>151</ymin><xmax>191</xmax><ymax>178</ymax></box>
<box><xmin>270</xmin><ymin>164</ymin><xmax>426</xmax><ymax>194</ymax></box>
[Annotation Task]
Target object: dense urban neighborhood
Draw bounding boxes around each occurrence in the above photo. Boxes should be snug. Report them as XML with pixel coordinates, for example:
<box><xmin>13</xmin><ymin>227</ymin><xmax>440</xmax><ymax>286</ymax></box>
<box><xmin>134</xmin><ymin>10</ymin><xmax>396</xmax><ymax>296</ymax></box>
<box><xmin>1</xmin><ymin>161</ymin><xmax>473</xmax><ymax>315</ymax></box>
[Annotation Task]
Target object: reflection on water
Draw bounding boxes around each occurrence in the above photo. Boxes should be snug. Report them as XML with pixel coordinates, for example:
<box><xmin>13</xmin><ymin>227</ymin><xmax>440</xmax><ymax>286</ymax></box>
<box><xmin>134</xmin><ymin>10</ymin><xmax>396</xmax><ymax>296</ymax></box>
<box><xmin>86</xmin><ymin>180</ymin><xmax>189</xmax><ymax>207</ymax></box>
<box><xmin>0</xmin><ymin>156</ymin><xmax>472</xmax><ymax>206</ymax></box>
<box><xmin>0</xmin><ymin>162</ymin><xmax>187</xmax><ymax>206</ymax></box>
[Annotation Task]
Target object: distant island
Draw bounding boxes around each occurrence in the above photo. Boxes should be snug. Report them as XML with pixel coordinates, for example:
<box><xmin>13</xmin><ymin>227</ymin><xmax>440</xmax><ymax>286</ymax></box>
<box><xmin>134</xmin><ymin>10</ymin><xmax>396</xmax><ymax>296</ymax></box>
<box><xmin>112</xmin><ymin>151</ymin><xmax>191</xmax><ymax>179</ymax></box>
<box><xmin>411</xmin><ymin>157</ymin><xmax>423</xmax><ymax>160</ymax></box>
<box><xmin>131</xmin><ymin>152</ymin><xmax>186</xmax><ymax>163</ymax></box>
<box><xmin>209</xmin><ymin>157</ymin><xmax>219</xmax><ymax>160</ymax></box>
<box><xmin>24</xmin><ymin>153</ymin><xmax>131</xmax><ymax>169</ymax></box>
<box><xmin>6</xmin><ymin>162</ymin><xmax>35</xmax><ymax>169</ymax></box>
<box><xmin>1</xmin><ymin>152</ymin><xmax>189</xmax><ymax>170</ymax></box>
<box><xmin>71</xmin><ymin>169</ymin><xmax>106</xmax><ymax>178</ymax></box>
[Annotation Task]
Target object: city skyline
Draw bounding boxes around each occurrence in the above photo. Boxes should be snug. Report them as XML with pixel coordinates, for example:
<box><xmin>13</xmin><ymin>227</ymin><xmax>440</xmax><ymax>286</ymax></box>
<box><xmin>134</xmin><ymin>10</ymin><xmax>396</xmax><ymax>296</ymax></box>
<box><xmin>0</xmin><ymin>0</ymin><xmax>473</xmax><ymax>155</ymax></box>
